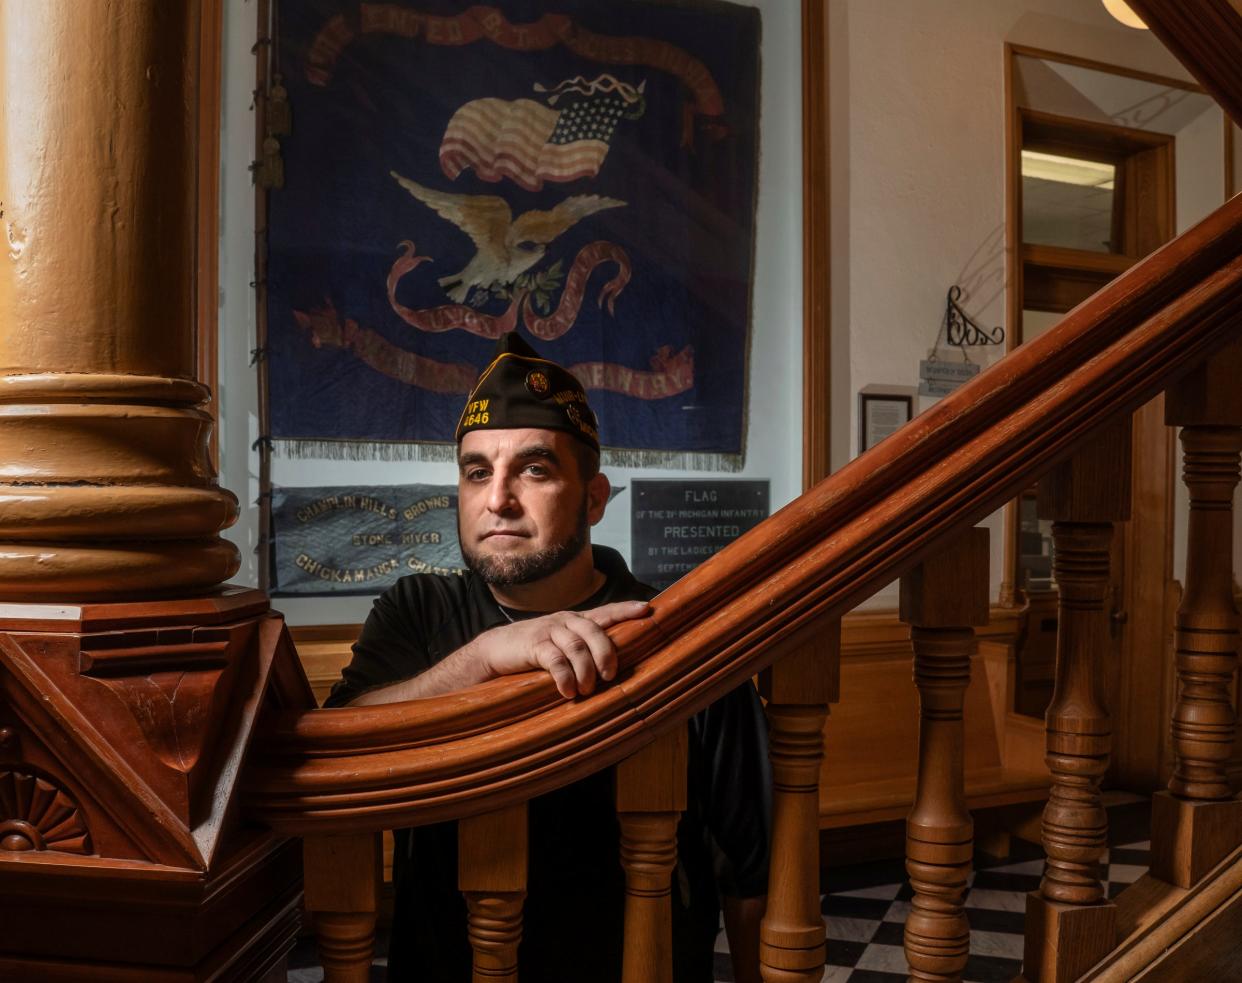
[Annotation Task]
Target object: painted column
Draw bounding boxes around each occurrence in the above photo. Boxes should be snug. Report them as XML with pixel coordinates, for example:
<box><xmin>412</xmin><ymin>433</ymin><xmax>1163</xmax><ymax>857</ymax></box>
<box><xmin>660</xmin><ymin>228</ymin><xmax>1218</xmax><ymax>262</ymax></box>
<box><xmin>0</xmin><ymin>0</ymin><xmax>238</xmax><ymax>598</ymax></box>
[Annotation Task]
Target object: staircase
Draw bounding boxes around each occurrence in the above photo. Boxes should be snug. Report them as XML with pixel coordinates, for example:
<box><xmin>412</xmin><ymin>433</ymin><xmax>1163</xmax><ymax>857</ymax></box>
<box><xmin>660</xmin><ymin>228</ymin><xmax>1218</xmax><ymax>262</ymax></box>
<box><xmin>243</xmin><ymin>171</ymin><xmax>1242</xmax><ymax>983</ymax></box>
<box><xmin>244</xmin><ymin>13</ymin><xmax>1242</xmax><ymax>980</ymax></box>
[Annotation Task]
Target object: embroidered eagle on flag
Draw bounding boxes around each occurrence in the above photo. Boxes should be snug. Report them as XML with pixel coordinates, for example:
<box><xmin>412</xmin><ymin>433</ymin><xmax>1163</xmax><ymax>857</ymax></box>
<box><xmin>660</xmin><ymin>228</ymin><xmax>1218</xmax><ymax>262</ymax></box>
<box><xmin>439</xmin><ymin>74</ymin><xmax>646</xmax><ymax>191</ymax></box>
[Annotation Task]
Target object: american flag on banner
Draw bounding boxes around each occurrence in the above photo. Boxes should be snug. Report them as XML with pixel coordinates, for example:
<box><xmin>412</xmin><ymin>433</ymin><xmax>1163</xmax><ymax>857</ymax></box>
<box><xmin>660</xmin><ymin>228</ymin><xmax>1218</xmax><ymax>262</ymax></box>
<box><xmin>269</xmin><ymin>1</ymin><xmax>761</xmax><ymax>467</ymax></box>
<box><xmin>440</xmin><ymin>87</ymin><xmax>635</xmax><ymax>192</ymax></box>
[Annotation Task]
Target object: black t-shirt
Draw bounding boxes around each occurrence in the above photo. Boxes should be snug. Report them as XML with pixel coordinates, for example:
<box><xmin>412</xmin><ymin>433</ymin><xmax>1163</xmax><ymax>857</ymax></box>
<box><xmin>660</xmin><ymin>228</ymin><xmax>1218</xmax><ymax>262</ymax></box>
<box><xmin>327</xmin><ymin>546</ymin><xmax>771</xmax><ymax>982</ymax></box>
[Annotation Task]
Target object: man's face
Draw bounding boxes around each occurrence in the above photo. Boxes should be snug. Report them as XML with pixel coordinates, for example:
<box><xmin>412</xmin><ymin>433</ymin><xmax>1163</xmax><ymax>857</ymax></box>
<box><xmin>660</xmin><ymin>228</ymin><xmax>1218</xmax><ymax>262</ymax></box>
<box><xmin>457</xmin><ymin>428</ymin><xmax>607</xmax><ymax>587</ymax></box>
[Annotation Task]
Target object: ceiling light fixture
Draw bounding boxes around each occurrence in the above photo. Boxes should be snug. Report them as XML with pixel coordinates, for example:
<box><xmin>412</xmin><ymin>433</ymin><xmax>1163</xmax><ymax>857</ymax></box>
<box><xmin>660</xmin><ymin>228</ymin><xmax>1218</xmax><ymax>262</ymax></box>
<box><xmin>1102</xmin><ymin>0</ymin><xmax>1148</xmax><ymax>29</ymax></box>
<box><xmin>1021</xmin><ymin>150</ymin><xmax>1116</xmax><ymax>190</ymax></box>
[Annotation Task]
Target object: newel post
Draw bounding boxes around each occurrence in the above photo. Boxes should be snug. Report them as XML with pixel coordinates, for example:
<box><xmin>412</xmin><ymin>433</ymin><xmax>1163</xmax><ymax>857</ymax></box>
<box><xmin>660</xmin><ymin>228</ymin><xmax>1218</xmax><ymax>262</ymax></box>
<box><xmin>1153</xmin><ymin>338</ymin><xmax>1242</xmax><ymax>887</ymax></box>
<box><xmin>615</xmin><ymin>726</ymin><xmax>688</xmax><ymax>983</ymax></box>
<box><xmin>1023</xmin><ymin>421</ymin><xmax>1131</xmax><ymax>983</ymax></box>
<box><xmin>759</xmin><ymin>625</ymin><xmax>840</xmax><ymax>982</ymax></box>
<box><xmin>899</xmin><ymin>527</ymin><xmax>989</xmax><ymax>982</ymax></box>
<box><xmin>304</xmin><ymin>832</ymin><xmax>382</xmax><ymax>983</ymax></box>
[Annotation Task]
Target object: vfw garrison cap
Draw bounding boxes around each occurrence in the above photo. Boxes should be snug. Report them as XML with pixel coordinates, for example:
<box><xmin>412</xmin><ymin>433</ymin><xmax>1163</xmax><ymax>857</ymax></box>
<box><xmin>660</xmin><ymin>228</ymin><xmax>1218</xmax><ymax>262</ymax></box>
<box><xmin>455</xmin><ymin>332</ymin><xmax>600</xmax><ymax>452</ymax></box>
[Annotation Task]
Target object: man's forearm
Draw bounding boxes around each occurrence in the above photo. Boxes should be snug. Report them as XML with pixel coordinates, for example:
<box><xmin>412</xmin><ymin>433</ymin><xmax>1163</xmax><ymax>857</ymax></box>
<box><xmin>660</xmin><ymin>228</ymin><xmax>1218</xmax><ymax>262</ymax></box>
<box><xmin>344</xmin><ymin>599</ymin><xmax>649</xmax><ymax>706</ymax></box>
<box><xmin>347</xmin><ymin>639</ymin><xmax>492</xmax><ymax>705</ymax></box>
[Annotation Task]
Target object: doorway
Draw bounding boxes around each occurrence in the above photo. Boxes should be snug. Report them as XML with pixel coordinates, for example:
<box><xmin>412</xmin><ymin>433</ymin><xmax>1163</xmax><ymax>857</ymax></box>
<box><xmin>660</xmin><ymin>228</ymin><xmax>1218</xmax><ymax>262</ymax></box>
<box><xmin>1004</xmin><ymin>46</ymin><xmax>1230</xmax><ymax>789</ymax></box>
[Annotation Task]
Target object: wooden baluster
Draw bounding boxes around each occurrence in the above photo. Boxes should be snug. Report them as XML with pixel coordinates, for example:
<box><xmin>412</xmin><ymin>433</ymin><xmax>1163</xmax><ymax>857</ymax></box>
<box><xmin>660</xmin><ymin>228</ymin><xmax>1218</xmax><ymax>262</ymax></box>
<box><xmin>303</xmin><ymin>832</ymin><xmax>381</xmax><ymax>983</ymax></box>
<box><xmin>1023</xmin><ymin>422</ymin><xmax>1130</xmax><ymax>983</ymax></box>
<box><xmin>459</xmin><ymin>802</ymin><xmax>528</xmax><ymax>983</ymax></box>
<box><xmin>899</xmin><ymin>527</ymin><xmax>989</xmax><ymax>982</ymax></box>
<box><xmin>759</xmin><ymin>627</ymin><xmax>840</xmax><ymax>983</ymax></box>
<box><xmin>615</xmin><ymin>726</ymin><xmax>688</xmax><ymax>983</ymax></box>
<box><xmin>1153</xmin><ymin>339</ymin><xmax>1242</xmax><ymax>888</ymax></box>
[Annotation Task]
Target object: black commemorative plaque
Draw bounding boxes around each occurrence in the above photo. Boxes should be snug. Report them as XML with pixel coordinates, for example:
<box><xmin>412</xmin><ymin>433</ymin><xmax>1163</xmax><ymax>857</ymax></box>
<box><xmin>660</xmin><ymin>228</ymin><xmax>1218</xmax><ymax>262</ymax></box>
<box><xmin>631</xmin><ymin>480</ymin><xmax>770</xmax><ymax>591</ymax></box>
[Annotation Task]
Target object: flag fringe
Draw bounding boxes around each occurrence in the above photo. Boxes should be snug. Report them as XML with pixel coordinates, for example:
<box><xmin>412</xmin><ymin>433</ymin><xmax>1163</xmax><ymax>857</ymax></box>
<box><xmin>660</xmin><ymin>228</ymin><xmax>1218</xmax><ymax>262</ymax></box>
<box><xmin>272</xmin><ymin>439</ymin><xmax>742</xmax><ymax>472</ymax></box>
<box><xmin>273</xmin><ymin>439</ymin><xmax>458</xmax><ymax>463</ymax></box>
<box><xmin>601</xmin><ymin>448</ymin><xmax>744</xmax><ymax>473</ymax></box>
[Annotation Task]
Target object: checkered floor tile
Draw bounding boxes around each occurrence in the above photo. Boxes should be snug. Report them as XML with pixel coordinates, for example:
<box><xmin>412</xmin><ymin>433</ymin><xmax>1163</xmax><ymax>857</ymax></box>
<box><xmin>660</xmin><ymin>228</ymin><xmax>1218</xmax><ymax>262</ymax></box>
<box><xmin>288</xmin><ymin>801</ymin><xmax>1152</xmax><ymax>982</ymax></box>
<box><xmin>710</xmin><ymin>800</ymin><xmax>1152</xmax><ymax>983</ymax></box>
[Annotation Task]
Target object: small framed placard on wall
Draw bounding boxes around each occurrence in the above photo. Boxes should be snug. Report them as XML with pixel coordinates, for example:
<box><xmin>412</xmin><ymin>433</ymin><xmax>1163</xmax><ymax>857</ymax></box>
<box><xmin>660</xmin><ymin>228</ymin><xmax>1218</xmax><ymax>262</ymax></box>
<box><xmin>631</xmin><ymin>479</ymin><xmax>770</xmax><ymax>591</ymax></box>
<box><xmin>858</xmin><ymin>386</ymin><xmax>916</xmax><ymax>454</ymax></box>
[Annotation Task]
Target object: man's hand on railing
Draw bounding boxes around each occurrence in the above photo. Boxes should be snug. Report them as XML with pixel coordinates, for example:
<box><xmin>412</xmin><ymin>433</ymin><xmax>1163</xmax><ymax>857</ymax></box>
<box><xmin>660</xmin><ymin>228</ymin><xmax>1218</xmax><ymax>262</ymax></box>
<box><xmin>473</xmin><ymin>600</ymin><xmax>652</xmax><ymax>698</ymax></box>
<box><xmin>346</xmin><ymin>599</ymin><xmax>651</xmax><ymax>705</ymax></box>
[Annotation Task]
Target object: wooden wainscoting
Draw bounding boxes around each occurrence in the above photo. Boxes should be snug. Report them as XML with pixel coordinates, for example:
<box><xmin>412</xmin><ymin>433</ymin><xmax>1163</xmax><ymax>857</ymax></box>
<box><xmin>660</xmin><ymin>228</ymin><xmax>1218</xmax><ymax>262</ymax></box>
<box><xmin>290</xmin><ymin>623</ymin><xmax>361</xmax><ymax>707</ymax></box>
<box><xmin>822</xmin><ymin>606</ymin><xmax>1049</xmax><ymax>831</ymax></box>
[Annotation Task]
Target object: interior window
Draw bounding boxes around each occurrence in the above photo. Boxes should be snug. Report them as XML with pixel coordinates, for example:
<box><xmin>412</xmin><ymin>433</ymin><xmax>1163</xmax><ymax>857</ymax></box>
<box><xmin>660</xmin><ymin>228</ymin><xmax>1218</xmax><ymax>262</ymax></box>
<box><xmin>1021</xmin><ymin>149</ymin><xmax>1118</xmax><ymax>253</ymax></box>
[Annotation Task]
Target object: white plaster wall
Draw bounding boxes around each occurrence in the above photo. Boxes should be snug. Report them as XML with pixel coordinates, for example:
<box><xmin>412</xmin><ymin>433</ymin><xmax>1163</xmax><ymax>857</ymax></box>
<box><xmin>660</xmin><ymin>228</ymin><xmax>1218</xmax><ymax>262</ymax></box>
<box><xmin>217</xmin><ymin>1</ymin><xmax>802</xmax><ymax>627</ymax></box>
<box><xmin>218</xmin><ymin>1</ymin><xmax>260</xmax><ymax>590</ymax></box>
<box><xmin>1176</xmin><ymin>104</ymin><xmax>1226</xmax><ymax>234</ymax></box>
<box><xmin>830</xmin><ymin>0</ymin><xmax>1200</xmax><ymax>608</ymax></box>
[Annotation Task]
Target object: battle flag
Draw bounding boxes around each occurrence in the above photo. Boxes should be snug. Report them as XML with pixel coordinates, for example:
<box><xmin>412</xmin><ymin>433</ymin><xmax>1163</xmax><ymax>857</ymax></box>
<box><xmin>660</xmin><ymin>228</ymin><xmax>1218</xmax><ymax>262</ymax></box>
<box><xmin>268</xmin><ymin>1</ymin><xmax>761</xmax><ymax>467</ymax></box>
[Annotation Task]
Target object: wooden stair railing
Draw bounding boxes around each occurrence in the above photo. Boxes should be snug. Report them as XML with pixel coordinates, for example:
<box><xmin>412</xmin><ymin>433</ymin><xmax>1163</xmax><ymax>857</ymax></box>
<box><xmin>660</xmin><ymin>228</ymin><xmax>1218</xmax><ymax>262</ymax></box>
<box><xmin>303</xmin><ymin>833</ymin><xmax>381</xmax><ymax>983</ymax></box>
<box><xmin>616</xmin><ymin>728</ymin><xmax>687</xmax><ymax>983</ymax></box>
<box><xmin>898</xmin><ymin>528</ymin><xmax>990</xmax><ymax>982</ymax></box>
<box><xmin>1023</xmin><ymin>424</ymin><xmax>1132</xmax><ymax>983</ymax></box>
<box><xmin>758</xmin><ymin>632</ymin><xmax>838</xmax><ymax>981</ymax></box>
<box><xmin>1150</xmin><ymin>345</ymin><xmax>1242</xmax><ymax>889</ymax></box>
<box><xmin>460</xmin><ymin>803</ymin><xmax>529</xmax><ymax>982</ymax></box>
<box><xmin>242</xmin><ymin>195</ymin><xmax>1242</xmax><ymax>982</ymax></box>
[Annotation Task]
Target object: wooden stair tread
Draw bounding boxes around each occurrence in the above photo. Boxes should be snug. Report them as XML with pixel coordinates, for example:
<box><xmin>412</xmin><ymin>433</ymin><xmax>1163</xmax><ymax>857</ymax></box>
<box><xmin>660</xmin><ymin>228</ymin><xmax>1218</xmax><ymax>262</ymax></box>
<box><xmin>1112</xmin><ymin>872</ymin><xmax>1186</xmax><ymax>941</ymax></box>
<box><xmin>1081</xmin><ymin>845</ymin><xmax>1242</xmax><ymax>980</ymax></box>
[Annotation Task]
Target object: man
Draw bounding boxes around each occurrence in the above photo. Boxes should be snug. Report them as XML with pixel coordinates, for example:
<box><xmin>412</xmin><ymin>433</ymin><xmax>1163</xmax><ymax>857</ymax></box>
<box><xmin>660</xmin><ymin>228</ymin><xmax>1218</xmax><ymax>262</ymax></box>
<box><xmin>327</xmin><ymin>333</ymin><xmax>770</xmax><ymax>982</ymax></box>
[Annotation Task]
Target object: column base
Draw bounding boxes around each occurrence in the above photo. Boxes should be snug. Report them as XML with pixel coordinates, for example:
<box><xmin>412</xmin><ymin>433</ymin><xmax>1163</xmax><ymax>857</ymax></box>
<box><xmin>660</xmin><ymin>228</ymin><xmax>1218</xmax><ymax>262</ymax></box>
<box><xmin>0</xmin><ymin>832</ymin><xmax>301</xmax><ymax>981</ymax></box>
<box><xmin>0</xmin><ymin>589</ymin><xmax>314</xmax><ymax>979</ymax></box>
<box><xmin>1021</xmin><ymin>891</ymin><xmax>1116</xmax><ymax>983</ymax></box>
<box><xmin>1149</xmin><ymin>789</ymin><xmax>1242</xmax><ymax>888</ymax></box>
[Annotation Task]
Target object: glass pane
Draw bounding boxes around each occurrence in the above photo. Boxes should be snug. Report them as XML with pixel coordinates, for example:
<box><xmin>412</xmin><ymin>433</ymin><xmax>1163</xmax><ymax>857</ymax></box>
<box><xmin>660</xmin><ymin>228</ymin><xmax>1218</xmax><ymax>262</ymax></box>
<box><xmin>1234</xmin><ymin>122</ymin><xmax>1242</xmax><ymax>197</ymax></box>
<box><xmin>1021</xmin><ymin>309</ymin><xmax>1062</xmax><ymax>343</ymax></box>
<box><xmin>1022</xmin><ymin>149</ymin><xmax>1117</xmax><ymax>252</ymax></box>
<box><xmin>1014</xmin><ymin>54</ymin><xmax>1223</xmax><ymax>244</ymax></box>
<box><xmin>1017</xmin><ymin>489</ymin><xmax>1055</xmax><ymax>591</ymax></box>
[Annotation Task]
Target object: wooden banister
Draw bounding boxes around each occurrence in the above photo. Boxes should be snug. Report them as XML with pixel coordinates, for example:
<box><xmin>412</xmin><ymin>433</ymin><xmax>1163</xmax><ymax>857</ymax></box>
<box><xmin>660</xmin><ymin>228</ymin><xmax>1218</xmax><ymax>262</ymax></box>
<box><xmin>1127</xmin><ymin>0</ymin><xmax>1242</xmax><ymax>126</ymax></box>
<box><xmin>1151</xmin><ymin>338</ymin><xmax>1242</xmax><ymax>888</ymax></box>
<box><xmin>899</xmin><ymin>528</ymin><xmax>989</xmax><ymax>982</ymax></box>
<box><xmin>303</xmin><ymin>833</ymin><xmax>381</xmax><ymax>983</ymax></box>
<box><xmin>459</xmin><ymin>803</ymin><xmax>528</xmax><ymax>983</ymax></box>
<box><xmin>1023</xmin><ymin>424</ymin><xmax>1132</xmax><ymax>983</ymax></box>
<box><xmin>615</xmin><ymin>727</ymin><xmax>687</xmax><ymax>983</ymax></box>
<box><xmin>244</xmin><ymin>195</ymin><xmax>1242</xmax><ymax>836</ymax></box>
<box><xmin>759</xmin><ymin>632</ymin><xmax>839</xmax><ymax>982</ymax></box>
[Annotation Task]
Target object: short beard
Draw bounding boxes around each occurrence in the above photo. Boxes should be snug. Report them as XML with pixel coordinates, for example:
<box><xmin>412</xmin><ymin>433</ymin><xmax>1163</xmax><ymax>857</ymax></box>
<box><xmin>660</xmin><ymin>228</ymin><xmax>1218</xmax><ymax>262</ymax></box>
<box><xmin>460</xmin><ymin>498</ymin><xmax>590</xmax><ymax>588</ymax></box>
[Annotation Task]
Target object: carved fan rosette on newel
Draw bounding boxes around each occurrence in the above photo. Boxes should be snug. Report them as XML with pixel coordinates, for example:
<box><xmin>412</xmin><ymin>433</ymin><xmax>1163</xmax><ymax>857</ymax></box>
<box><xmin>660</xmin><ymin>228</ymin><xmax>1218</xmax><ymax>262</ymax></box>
<box><xmin>0</xmin><ymin>766</ymin><xmax>91</xmax><ymax>855</ymax></box>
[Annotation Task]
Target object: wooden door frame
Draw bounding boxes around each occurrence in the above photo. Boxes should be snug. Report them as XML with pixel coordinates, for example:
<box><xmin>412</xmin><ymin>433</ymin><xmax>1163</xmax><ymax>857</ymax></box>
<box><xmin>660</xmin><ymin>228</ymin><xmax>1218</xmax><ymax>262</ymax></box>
<box><xmin>196</xmin><ymin>0</ymin><xmax>224</xmax><ymax>472</ymax></box>
<box><xmin>802</xmin><ymin>0</ymin><xmax>832</xmax><ymax>490</ymax></box>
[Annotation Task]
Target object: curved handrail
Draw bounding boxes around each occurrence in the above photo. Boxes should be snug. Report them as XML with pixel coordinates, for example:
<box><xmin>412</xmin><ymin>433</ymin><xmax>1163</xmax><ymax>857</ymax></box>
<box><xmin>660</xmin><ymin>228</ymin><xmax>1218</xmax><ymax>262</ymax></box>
<box><xmin>244</xmin><ymin>193</ymin><xmax>1242</xmax><ymax>836</ymax></box>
